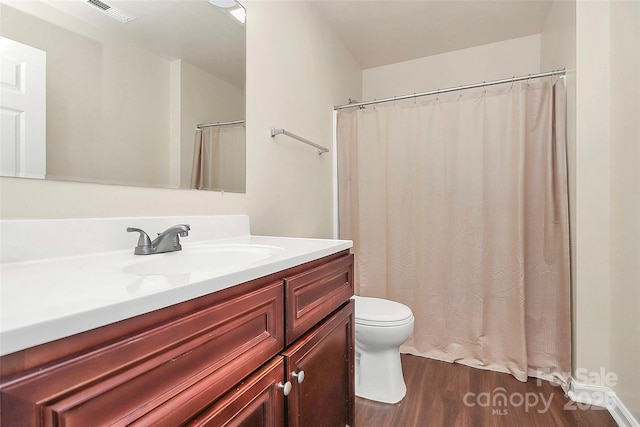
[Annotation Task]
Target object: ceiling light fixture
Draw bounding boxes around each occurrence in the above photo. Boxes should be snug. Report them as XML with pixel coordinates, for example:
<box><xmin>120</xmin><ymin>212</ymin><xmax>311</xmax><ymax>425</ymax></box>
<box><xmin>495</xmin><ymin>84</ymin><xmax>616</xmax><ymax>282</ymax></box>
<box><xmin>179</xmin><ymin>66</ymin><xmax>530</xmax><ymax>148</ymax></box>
<box><xmin>229</xmin><ymin>5</ymin><xmax>245</xmax><ymax>24</ymax></box>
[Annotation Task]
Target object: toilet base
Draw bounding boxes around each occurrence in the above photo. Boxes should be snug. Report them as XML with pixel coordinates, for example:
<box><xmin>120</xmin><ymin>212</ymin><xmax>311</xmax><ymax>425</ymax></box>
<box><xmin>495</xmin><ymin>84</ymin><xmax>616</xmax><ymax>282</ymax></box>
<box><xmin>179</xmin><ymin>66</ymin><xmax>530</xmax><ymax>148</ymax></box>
<box><xmin>355</xmin><ymin>346</ymin><xmax>407</xmax><ymax>404</ymax></box>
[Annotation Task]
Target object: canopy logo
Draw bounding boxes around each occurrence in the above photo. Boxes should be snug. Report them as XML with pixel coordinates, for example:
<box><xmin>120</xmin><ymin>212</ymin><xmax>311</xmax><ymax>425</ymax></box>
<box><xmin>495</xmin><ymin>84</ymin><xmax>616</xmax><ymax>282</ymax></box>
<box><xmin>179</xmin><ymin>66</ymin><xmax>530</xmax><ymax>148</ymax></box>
<box><xmin>463</xmin><ymin>388</ymin><xmax>554</xmax><ymax>414</ymax></box>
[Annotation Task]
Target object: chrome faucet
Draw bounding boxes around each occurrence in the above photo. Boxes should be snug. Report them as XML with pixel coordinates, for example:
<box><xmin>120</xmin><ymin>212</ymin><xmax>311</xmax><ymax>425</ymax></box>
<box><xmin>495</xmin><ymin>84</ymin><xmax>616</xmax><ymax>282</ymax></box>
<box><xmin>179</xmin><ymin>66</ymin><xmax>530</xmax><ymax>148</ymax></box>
<box><xmin>126</xmin><ymin>224</ymin><xmax>191</xmax><ymax>255</ymax></box>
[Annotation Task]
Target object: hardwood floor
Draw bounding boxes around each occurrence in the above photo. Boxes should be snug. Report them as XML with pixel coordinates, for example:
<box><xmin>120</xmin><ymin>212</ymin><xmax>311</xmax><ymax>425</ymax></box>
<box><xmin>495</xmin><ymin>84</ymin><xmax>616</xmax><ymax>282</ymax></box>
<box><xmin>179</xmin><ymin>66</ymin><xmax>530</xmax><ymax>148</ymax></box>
<box><xmin>355</xmin><ymin>354</ymin><xmax>618</xmax><ymax>427</ymax></box>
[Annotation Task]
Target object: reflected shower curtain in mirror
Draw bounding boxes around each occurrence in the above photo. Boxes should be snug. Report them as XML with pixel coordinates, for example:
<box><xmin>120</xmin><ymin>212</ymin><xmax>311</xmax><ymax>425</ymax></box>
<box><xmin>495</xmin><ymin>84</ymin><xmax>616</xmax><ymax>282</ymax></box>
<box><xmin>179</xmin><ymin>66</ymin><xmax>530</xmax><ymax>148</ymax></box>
<box><xmin>337</xmin><ymin>79</ymin><xmax>570</xmax><ymax>386</ymax></box>
<box><xmin>191</xmin><ymin>124</ymin><xmax>245</xmax><ymax>192</ymax></box>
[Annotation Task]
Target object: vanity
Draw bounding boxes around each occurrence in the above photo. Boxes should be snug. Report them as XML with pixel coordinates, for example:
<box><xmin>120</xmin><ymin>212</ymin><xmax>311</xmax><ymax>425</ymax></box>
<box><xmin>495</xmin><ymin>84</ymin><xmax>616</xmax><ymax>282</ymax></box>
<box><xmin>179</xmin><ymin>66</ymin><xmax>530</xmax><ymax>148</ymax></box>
<box><xmin>0</xmin><ymin>215</ymin><xmax>354</xmax><ymax>426</ymax></box>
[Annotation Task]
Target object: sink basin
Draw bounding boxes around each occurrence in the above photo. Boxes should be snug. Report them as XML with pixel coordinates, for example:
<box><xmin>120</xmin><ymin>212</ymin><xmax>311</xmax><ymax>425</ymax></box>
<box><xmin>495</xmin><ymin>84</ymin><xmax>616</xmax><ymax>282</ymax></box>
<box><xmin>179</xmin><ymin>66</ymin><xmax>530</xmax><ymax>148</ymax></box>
<box><xmin>122</xmin><ymin>244</ymin><xmax>283</xmax><ymax>276</ymax></box>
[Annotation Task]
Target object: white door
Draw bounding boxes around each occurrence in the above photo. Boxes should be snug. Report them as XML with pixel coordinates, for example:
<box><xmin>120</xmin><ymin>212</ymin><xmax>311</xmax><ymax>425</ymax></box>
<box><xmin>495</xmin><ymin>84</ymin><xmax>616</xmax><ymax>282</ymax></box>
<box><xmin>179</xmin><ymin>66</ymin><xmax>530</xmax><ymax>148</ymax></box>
<box><xmin>0</xmin><ymin>36</ymin><xmax>46</xmax><ymax>179</ymax></box>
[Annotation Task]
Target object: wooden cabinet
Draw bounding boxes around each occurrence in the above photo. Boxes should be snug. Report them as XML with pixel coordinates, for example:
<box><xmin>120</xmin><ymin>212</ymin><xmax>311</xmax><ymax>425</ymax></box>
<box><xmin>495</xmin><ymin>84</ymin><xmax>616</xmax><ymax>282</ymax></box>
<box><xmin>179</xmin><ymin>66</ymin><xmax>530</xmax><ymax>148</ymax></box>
<box><xmin>0</xmin><ymin>250</ymin><xmax>354</xmax><ymax>427</ymax></box>
<box><xmin>192</xmin><ymin>300</ymin><xmax>354</xmax><ymax>427</ymax></box>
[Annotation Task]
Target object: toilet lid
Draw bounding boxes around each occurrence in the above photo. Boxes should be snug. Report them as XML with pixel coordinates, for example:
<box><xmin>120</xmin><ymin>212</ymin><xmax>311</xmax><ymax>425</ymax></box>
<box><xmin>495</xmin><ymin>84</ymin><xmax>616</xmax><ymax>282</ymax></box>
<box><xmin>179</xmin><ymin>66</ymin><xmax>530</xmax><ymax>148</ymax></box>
<box><xmin>353</xmin><ymin>295</ymin><xmax>414</xmax><ymax>326</ymax></box>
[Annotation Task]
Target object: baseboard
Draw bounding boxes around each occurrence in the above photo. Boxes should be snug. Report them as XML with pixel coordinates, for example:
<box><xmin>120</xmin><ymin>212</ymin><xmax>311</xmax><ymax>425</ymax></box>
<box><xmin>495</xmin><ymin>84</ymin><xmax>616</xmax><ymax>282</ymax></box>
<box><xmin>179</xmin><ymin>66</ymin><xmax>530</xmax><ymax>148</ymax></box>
<box><xmin>569</xmin><ymin>379</ymin><xmax>639</xmax><ymax>427</ymax></box>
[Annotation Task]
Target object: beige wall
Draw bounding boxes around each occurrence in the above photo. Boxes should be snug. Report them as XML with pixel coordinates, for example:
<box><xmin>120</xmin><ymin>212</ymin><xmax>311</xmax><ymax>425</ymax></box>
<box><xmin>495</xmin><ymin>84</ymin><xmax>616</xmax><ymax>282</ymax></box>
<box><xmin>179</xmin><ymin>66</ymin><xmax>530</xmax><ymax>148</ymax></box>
<box><xmin>610</xmin><ymin>0</ymin><xmax>640</xmax><ymax>419</ymax></box>
<box><xmin>575</xmin><ymin>0</ymin><xmax>613</xmax><ymax>378</ymax></box>
<box><xmin>363</xmin><ymin>34</ymin><xmax>541</xmax><ymax>100</ymax></box>
<box><xmin>245</xmin><ymin>1</ymin><xmax>361</xmax><ymax>238</ymax></box>
<box><xmin>0</xmin><ymin>1</ymin><xmax>361</xmax><ymax>240</ymax></box>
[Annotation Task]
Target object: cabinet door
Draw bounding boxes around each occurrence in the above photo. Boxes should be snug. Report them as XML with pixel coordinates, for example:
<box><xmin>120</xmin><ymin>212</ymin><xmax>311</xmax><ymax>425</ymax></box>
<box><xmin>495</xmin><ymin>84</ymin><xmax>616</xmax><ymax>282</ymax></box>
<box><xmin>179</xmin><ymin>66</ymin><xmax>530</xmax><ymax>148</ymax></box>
<box><xmin>187</xmin><ymin>357</ymin><xmax>287</xmax><ymax>427</ymax></box>
<box><xmin>282</xmin><ymin>300</ymin><xmax>354</xmax><ymax>427</ymax></box>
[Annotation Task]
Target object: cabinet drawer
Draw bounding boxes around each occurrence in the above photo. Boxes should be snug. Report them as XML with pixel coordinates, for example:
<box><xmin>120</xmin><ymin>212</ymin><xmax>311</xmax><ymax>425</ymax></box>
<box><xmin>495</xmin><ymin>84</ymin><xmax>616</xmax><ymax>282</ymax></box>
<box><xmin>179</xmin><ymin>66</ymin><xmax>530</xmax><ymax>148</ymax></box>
<box><xmin>284</xmin><ymin>254</ymin><xmax>353</xmax><ymax>345</ymax></box>
<box><xmin>1</xmin><ymin>280</ymin><xmax>284</xmax><ymax>427</ymax></box>
<box><xmin>188</xmin><ymin>356</ymin><xmax>286</xmax><ymax>427</ymax></box>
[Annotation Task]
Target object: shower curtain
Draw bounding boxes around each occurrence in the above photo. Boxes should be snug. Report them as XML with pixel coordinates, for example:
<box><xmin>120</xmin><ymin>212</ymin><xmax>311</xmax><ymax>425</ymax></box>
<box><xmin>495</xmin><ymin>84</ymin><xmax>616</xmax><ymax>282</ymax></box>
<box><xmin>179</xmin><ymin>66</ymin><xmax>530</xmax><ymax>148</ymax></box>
<box><xmin>191</xmin><ymin>124</ymin><xmax>245</xmax><ymax>192</ymax></box>
<box><xmin>337</xmin><ymin>79</ymin><xmax>570</xmax><ymax>386</ymax></box>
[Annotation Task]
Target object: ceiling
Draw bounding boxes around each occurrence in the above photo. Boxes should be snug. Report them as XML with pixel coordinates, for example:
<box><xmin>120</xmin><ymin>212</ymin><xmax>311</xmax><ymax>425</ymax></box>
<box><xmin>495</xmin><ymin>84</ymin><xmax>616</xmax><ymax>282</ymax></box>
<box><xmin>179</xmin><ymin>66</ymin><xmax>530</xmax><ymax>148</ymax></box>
<box><xmin>9</xmin><ymin>1</ymin><xmax>554</xmax><ymax>84</ymax></box>
<box><xmin>310</xmin><ymin>0</ymin><xmax>554</xmax><ymax>69</ymax></box>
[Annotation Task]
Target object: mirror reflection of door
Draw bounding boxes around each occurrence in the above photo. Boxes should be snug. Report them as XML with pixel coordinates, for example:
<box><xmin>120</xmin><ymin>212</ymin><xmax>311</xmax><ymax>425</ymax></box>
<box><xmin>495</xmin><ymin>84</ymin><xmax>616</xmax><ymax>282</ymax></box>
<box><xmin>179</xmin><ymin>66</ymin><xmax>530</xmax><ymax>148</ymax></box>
<box><xmin>0</xmin><ymin>35</ymin><xmax>46</xmax><ymax>179</ymax></box>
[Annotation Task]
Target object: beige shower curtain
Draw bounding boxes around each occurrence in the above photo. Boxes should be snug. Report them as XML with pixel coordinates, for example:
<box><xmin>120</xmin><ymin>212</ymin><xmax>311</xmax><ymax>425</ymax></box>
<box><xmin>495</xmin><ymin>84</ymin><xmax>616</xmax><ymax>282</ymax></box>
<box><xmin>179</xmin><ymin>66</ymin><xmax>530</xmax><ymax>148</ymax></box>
<box><xmin>191</xmin><ymin>124</ymin><xmax>246</xmax><ymax>192</ymax></box>
<box><xmin>337</xmin><ymin>79</ymin><xmax>570</xmax><ymax>386</ymax></box>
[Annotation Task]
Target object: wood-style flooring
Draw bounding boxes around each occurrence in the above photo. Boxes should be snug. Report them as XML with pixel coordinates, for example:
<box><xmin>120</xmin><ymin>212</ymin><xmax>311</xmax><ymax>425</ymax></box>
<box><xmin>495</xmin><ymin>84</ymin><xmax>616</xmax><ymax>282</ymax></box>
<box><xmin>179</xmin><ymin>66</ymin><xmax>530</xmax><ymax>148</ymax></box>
<box><xmin>355</xmin><ymin>354</ymin><xmax>618</xmax><ymax>427</ymax></box>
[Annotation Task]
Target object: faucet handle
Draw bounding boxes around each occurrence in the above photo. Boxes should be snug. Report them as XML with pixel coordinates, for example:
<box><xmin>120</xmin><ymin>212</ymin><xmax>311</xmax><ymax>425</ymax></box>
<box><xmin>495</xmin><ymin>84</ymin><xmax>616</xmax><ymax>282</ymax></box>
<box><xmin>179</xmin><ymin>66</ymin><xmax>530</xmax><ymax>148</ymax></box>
<box><xmin>127</xmin><ymin>227</ymin><xmax>153</xmax><ymax>255</ymax></box>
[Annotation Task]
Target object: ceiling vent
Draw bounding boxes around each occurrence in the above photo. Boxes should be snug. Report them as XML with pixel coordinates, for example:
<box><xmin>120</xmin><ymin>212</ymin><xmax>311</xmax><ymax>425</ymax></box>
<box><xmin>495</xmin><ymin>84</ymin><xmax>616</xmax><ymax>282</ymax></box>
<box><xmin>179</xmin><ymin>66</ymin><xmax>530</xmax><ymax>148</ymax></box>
<box><xmin>86</xmin><ymin>0</ymin><xmax>136</xmax><ymax>23</ymax></box>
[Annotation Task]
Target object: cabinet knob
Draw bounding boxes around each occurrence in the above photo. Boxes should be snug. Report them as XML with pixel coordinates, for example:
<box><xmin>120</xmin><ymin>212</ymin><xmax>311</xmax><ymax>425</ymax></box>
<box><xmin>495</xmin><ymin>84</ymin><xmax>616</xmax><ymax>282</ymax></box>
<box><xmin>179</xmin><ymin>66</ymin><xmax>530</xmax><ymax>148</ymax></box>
<box><xmin>278</xmin><ymin>381</ymin><xmax>292</xmax><ymax>396</ymax></box>
<box><xmin>291</xmin><ymin>370</ymin><xmax>305</xmax><ymax>384</ymax></box>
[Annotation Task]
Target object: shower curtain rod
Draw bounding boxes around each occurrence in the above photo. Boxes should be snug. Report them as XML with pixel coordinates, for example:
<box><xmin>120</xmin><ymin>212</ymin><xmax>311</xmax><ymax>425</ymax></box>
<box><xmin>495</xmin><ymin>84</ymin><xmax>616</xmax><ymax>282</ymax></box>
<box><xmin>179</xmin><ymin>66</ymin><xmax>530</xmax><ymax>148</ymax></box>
<box><xmin>196</xmin><ymin>119</ymin><xmax>245</xmax><ymax>129</ymax></box>
<box><xmin>334</xmin><ymin>69</ymin><xmax>566</xmax><ymax>110</ymax></box>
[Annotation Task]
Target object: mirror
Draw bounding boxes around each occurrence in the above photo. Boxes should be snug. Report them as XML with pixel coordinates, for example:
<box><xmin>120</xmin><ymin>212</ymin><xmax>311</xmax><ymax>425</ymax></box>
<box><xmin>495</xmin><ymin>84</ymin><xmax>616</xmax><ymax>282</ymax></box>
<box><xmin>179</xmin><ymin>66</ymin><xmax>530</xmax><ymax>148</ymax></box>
<box><xmin>0</xmin><ymin>0</ymin><xmax>246</xmax><ymax>193</ymax></box>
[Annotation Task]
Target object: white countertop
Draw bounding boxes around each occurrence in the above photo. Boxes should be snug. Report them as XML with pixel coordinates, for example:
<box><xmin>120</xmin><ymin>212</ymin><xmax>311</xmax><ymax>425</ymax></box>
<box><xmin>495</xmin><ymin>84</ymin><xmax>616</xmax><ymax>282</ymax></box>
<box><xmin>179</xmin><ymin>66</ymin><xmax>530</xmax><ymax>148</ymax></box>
<box><xmin>0</xmin><ymin>216</ymin><xmax>352</xmax><ymax>356</ymax></box>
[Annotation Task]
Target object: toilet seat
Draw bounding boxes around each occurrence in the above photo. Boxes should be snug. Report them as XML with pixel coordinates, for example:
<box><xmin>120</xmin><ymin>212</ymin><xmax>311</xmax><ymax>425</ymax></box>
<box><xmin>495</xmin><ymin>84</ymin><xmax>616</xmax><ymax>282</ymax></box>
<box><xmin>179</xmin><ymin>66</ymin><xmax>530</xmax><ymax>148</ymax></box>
<box><xmin>353</xmin><ymin>296</ymin><xmax>414</xmax><ymax>327</ymax></box>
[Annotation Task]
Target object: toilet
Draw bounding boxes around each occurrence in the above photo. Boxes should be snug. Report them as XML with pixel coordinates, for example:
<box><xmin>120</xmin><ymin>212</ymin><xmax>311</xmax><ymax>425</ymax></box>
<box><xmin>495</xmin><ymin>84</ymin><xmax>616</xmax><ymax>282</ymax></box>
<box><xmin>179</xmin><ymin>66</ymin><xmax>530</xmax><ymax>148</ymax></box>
<box><xmin>352</xmin><ymin>295</ymin><xmax>415</xmax><ymax>404</ymax></box>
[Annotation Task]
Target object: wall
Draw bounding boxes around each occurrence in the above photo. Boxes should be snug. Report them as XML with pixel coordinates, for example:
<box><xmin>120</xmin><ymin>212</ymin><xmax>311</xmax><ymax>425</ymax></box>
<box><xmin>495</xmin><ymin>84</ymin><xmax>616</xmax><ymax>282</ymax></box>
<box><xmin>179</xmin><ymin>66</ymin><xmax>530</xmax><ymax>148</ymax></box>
<box><xmin>244</xmin><ymin>1</ymin><xmax>361</xmax><ymax>238</ymax></box>
<box><xmin>362</xmin><ymin>34</ymin><xmax>541</xmax><ymax>100</ymax></box>
<box><xmin>0</xmin><ymin>1</ymin><xmax>361</xmax><ymax>240</ymax></box>
<box><xmin>574</xmin><ymin>0</ymin><xmax>613</xmax><ymax>381</ymax></box>
<box><xmin>609</xmin><ymin>0</ymin><xmax>640</xmax><ymax>419</ymax></box>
